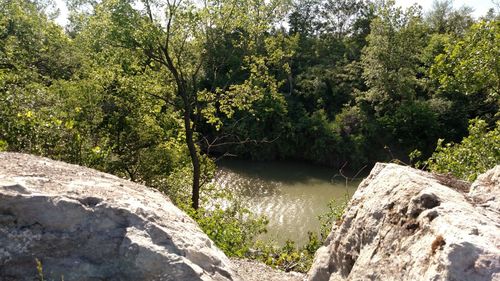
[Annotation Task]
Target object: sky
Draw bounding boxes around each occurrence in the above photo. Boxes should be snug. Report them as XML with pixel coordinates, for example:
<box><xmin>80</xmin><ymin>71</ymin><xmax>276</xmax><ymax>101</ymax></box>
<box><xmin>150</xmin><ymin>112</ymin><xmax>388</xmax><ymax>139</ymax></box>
<box><xmin>54</xmin><ymin>0</ymin><xmax>498</xmax><ymax>26</ymax></box>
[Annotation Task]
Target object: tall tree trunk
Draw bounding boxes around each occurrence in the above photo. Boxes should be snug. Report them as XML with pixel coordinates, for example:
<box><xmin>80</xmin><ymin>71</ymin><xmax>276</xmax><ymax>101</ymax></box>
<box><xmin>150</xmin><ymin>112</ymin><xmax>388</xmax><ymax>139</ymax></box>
<box><xmin>159</xmin><ymin>12</ymin><xmax>202</xmax><ymax>209</ymax></box>
<box><xmin>181</xmin><ymin>95</ymin><xmax>201</xmax><ymax>210</ymax></box>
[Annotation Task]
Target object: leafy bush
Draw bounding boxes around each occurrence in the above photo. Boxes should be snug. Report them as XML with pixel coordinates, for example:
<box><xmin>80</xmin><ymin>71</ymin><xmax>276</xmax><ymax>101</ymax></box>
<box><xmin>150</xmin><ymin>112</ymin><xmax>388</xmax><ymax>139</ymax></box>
<box><xmin>0</xmin><ymin>140</ymin><xmax>7</xmax><ymax>152</ymax></box>
<box><xmin>194</xmin><ymin>204</ymin><xmax>268</xmax><ymax>257</ymax></box>
<box><xmin>318</xmin><ymin>198</ymin><xmax>348</xmax><ymax>240</ymax></box>
<box><xmin>427</xmin><ymin>119</ymin><xmax>500</xmax><ymax>181</ymax></box>
<box><xmin>379</xmin><ymin>101</ymin><xmax>440</xmax><ymax>156</ymax></box>
<box><xmin>188</xmin><ymin>184</ymin><xmax>268</xmax><ymax>257</ymax></box>
<box><xmin>249</xmin><ymin>235</ymin><xmax>317</xmax><ymax>273</ymax></box>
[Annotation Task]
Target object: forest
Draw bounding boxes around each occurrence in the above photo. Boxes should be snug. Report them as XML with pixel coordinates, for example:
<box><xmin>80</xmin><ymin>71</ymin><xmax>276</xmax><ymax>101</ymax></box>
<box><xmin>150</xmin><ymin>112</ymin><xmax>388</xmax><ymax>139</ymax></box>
<box><xmin>1</xmin><ymin>0</ymin><xmax>499</xmax><ymax>272</ymax></box>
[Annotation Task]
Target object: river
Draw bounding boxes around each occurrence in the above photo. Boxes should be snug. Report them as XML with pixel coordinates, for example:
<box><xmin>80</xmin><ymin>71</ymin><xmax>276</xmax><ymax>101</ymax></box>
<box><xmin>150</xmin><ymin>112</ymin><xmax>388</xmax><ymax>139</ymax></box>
<box><xmin>214</xmin><ymin>160</ymin><xmax>362</xmax><ymax>246</ymax></box>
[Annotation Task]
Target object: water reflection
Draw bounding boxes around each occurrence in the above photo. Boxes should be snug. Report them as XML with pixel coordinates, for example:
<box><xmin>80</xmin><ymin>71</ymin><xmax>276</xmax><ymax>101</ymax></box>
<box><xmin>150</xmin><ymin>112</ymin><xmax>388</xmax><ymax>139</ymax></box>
<box><xmin>214</xmin><ymin>160</ymin><xmax>361</xmax><ymax>246</ymax></box>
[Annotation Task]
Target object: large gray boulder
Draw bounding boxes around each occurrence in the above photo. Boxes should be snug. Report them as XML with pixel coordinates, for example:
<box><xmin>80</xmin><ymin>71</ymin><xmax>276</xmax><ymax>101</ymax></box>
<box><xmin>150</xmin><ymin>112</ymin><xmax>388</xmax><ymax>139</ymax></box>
<box><xmin>308</xmin><ymin>163</ymin><xmax>500</xmax><ymax>281</ymax></box>
<box><xmin>0</xmin><ymin>153</ymin><xmax>240</xmax><ymax>281</ymax></box>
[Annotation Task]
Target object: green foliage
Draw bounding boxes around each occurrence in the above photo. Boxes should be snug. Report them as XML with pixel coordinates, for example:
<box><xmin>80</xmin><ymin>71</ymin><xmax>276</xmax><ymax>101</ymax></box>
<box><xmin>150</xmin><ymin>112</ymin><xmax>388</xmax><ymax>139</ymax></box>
<box><xmin>432</xmin><ymin>20</ymin><xmax>500</xmax><ymax>103</ymax></box>
<box><xmin>318</xmin><ymin>198</ymin><xmax>348</xmax><ymax>239</ymax></box>
<box><xmin>0</xmin><ymin>140</ymin><xmax>7</xmax><ymax>151</ymax></box>
<box><xmin>250</xmin><ymin>238</ymin><xmax>315</xmax><ymax>273</ymax></box>
<box><xmin>415</xmin><ymin>20</ymin><xmax>500</xmax><ymax>174</ymax></box>
<box><xmin>378</xmin><ymin>101</ymin><xmax>440</xmax><ymax>155</ymax></box>
<box><xmin>0</xmin><ymin>1</ymin><xmax>89</xmax><ymax>162</ymax></box>
<box><xmin>427</xmin><ymin>119</ymin><xmax>500</xmax><ymax>182</ymax></box>
<box><xmin>189</xmin><ymin>185</ymin><xmax>268</xmax><ymax>257</ymax></box>
<box><xmin>359</xmin><ymin>1</ymin><xmax>427</xmax><ymax>115</ymax></box>
<box><xmin>430</xmin><ymin>20</ymin><xmax>500</xmax><ymax>129</ymax></box>
<box><xmin>425</xmin><ymin>0</ymin><xmax>474</xmax><ymax>35</ymax></box>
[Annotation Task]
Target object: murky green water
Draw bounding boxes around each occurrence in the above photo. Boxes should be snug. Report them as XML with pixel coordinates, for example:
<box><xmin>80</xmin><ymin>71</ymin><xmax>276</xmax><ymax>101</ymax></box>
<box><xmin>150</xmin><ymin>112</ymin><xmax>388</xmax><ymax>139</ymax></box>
<box><xmin>214</xmin><ymin>160</ymin><xmax>361</xmax><ymax>246</ymax></box>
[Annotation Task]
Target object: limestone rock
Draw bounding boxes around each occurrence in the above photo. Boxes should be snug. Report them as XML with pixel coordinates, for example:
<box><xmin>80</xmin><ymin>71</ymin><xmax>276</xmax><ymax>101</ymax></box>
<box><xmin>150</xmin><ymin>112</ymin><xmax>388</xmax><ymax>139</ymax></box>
<box><xmin>230</xmin><ymin>259</ymin><xmax>306</xmax><ymax>281</ymax></box>
<box><xmin>308</xmin><ymin>163</ymin><xmax>500</xmax><ymax>281</ymax></box>
<box><xmin>0</xmin><ymin>153</ymin><xmax>240</xmax><ymax>281</ymax></box>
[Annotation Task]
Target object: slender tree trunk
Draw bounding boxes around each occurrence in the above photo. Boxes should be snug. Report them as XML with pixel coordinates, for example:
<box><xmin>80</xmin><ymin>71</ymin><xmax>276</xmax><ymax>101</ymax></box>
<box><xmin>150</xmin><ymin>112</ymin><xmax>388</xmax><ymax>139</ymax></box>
<box><xmin>181</xmin><ymin>94</ymin><xmax>201</xmax><ymax>210</ymax></box>
<box><xmin>157</xmin><ymin>10</ymin><xmax>202</xmax><ymax>209</ymax></box>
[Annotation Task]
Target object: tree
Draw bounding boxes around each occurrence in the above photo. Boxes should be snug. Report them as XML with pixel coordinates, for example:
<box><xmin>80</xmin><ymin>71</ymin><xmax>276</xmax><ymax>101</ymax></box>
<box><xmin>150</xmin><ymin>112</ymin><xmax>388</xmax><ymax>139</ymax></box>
<box><xmin>426</xmin><ymin>0</ymin><xmax>474</xmax><ymax>35</ymax></box>
<box><xmin>319</xmin><ymin>0</ymin><xmax>366</xmax><ymax>39</ymax></box>
<box><xmin>359</xmin><ymin>1</ymin><xmax>427</xmax><ymax>115</ymax></box>
<box><xmin>0</xmin><ymin>0</ymin><xmax>79</xmax><ymax>154</ymax></box>
<box><xmin>430</xmin><ymin>20</ymin><xmax>500</xmax><ymax>123</ymax></box>
<box><xmin>352</xmin><ymin>1</ymin><xmax>455</xmax><ymax>160</ymax></box>
<box><xmin>288</xmin><ymin>0</ymin><xmax>321</xmax><ymax>36</ymax></box>
<box><xmin>70</xmin><ymin>0</ymin><xmax>292</xmax><ymax>209</ymax></box>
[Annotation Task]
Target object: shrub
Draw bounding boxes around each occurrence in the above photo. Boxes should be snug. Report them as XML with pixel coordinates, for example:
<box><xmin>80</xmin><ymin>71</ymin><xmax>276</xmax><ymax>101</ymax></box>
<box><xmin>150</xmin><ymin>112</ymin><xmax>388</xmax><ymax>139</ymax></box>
<box><xmin>427</xmin><ymin>119</ymin><xmax>500</xmax><ymax>181</ymax></box>
<box><xmin>318</xmin><ymin>198</ymin><xmax>348</xmax><ymax>240</ymax></box>
<box><xmin>189</xmin><ymin>184</ymin><xmax>269</xmax><ymax>257</ymax></box>
<box><xmin>249</xmin><ymin>237</ymin><xmax>316</xmax><ymax>273</ymax></box>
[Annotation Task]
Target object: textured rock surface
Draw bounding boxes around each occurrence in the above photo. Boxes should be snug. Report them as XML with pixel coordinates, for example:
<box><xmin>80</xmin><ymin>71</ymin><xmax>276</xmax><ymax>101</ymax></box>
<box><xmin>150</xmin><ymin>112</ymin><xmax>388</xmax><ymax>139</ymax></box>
<box><xmin>308</xmin><ymin>163</ymin><xmax>500</xmax><ymax>281</ymax></box>
<box><xmin>0</xmin><ymin>153</ymin><xmax>240</xmax><ymax>281</ymax></box>
<box><xmin>231</xmin><ymin>259</ymin><xmax>306</xmax><ymax>281</ymax></box>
